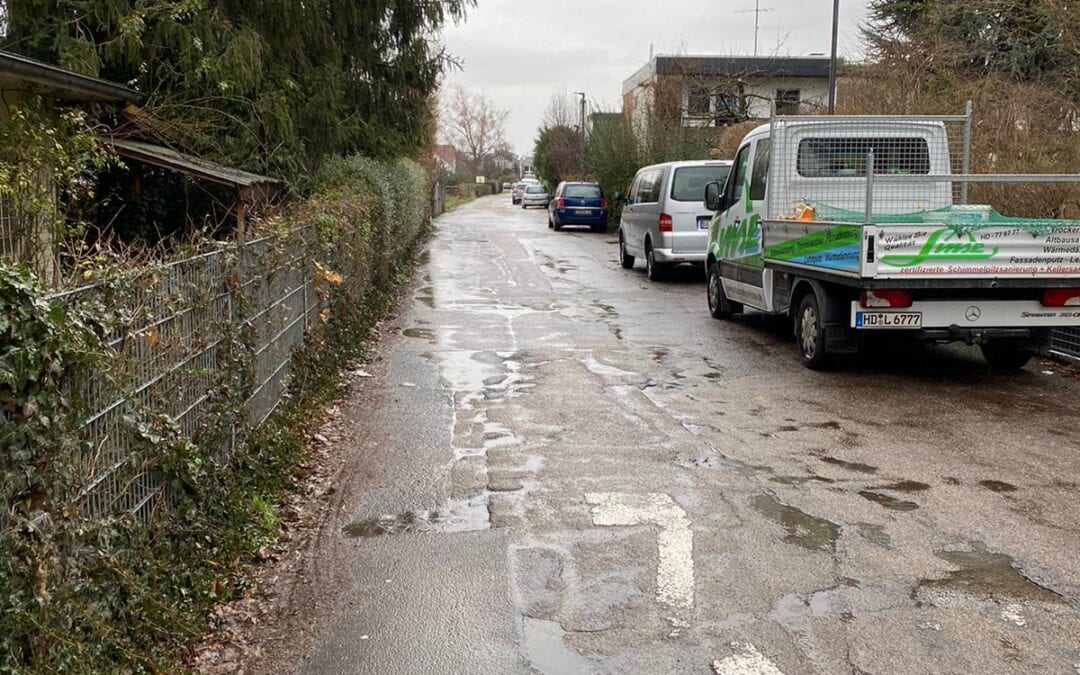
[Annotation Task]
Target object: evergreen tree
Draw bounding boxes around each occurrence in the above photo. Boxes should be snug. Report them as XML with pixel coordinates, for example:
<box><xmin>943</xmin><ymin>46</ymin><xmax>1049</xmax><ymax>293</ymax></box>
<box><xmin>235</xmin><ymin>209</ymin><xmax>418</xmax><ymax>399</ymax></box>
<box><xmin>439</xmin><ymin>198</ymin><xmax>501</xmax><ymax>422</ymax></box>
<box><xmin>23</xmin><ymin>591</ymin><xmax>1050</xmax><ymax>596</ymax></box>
<box><xmin>2</xmin><ymin>0</ymin><xmax>474</xmax><ymax>183</ymax></box>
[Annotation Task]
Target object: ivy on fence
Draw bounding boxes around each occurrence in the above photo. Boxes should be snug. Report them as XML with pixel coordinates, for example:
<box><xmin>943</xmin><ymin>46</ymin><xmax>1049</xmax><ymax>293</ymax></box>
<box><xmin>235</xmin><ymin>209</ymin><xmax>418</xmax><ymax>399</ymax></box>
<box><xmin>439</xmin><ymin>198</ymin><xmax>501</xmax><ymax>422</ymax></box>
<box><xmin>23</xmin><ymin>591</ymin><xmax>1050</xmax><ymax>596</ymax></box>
<box><xmin>0</xmin><ymin>156</ymin><xmax>431</xmax><ymax>671</ymax></box>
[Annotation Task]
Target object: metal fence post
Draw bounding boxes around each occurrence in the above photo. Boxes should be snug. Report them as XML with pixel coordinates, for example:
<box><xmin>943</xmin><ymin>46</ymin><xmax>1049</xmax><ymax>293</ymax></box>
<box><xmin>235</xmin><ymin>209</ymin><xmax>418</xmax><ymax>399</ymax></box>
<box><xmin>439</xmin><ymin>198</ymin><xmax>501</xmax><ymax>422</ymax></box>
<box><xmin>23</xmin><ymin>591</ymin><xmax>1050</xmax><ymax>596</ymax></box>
<box><xmin>865</xmin><ymin>150</ymin><xmax>875</xmax><ymax>224</ymax></box>
<box><xmin>961</xmin><ymin>100</ymin><xmax>973</xmax><ymax>205</ymax></box>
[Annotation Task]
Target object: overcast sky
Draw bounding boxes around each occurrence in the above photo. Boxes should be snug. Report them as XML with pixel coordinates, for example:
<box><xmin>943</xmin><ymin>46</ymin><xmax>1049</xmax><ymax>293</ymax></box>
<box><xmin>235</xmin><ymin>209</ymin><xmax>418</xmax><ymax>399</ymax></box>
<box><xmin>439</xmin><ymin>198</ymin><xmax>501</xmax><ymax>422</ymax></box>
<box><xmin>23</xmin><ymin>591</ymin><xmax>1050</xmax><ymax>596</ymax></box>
<box><xmin>441</xmin><ymin>0</ymin><xmax>872</xmax><ymax>155</ymax></box>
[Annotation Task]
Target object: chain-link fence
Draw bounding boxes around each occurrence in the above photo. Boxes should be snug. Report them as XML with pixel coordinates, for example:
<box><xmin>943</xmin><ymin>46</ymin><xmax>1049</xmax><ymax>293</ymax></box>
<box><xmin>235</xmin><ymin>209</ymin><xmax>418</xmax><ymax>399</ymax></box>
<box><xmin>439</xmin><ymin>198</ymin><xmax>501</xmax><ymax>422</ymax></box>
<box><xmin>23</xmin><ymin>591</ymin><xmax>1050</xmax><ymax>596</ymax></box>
<box><xmin>53</xmin><ymin>227</ymin><xmax>323</xmax><ymax>522</ymax></box>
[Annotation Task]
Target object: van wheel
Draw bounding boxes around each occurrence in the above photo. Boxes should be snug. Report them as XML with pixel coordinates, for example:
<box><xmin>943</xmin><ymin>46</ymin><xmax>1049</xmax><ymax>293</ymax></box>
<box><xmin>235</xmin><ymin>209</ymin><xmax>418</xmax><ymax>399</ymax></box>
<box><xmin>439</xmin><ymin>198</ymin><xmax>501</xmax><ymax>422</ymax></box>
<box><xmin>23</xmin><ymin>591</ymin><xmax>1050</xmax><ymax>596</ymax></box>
<box><xmin>645</xmin><ymin>241</ymin><xmax>668</xmax><ymax>281</ymax></box>
<box><xmin>619</xmin><ymin>232</ymin><xmax>635</xmax><ymax>269</ymax></box>
<box><xmin>796</xmin><ymin>292</ymin><xmax>830</xmax><ymax>370</ymax></box>
<box><xmin>707</xmin><ymin>261</ymin><xmax>741</xmax><ymax>319</ymax></box>
<box><xmin>981</xmin><ymin>341</ymin><xmax>1034</xmax><ymax>371</ymax></box>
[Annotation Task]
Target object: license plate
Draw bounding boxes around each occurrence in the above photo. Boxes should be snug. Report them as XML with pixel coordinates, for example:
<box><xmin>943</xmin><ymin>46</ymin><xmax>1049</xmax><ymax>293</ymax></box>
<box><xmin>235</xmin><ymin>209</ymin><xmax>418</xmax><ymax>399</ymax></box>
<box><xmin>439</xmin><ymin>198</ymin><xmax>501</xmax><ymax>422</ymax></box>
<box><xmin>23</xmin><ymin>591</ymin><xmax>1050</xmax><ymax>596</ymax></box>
<box><xmin>854</xmin><ymin>312</ymin><xmax>922</xmax><ymax>329</ymax></box>
<box><xmin>574</xmin><ymin>208</ymin><xmax>591</xmax><ymax>215</ymax></box>
<box><xmin>697</xmin><ymin>216</ymin><xmax>711</xmax><ymax>230</ymax></box>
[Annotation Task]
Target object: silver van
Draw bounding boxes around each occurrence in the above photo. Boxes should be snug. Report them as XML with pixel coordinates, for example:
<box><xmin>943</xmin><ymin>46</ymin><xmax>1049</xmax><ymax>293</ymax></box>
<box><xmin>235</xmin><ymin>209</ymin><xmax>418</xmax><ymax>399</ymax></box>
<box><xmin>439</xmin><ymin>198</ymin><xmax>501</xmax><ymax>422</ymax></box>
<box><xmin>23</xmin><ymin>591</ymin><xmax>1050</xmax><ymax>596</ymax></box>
<box><xmin>616</xmin><ymin>160</ymin><xmax>732</xmax><ymax>280</ymax></box>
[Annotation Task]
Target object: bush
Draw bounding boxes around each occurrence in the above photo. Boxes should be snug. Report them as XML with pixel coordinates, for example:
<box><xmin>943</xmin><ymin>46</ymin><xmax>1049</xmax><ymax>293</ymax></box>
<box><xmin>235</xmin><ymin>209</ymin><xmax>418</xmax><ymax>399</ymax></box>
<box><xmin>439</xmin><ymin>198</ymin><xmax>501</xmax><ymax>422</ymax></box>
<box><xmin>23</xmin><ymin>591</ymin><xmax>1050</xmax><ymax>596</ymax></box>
<box><xmin>0</xmin><ymin>156</ymin><xmax>431</xmax><ymax>672</ymax></box>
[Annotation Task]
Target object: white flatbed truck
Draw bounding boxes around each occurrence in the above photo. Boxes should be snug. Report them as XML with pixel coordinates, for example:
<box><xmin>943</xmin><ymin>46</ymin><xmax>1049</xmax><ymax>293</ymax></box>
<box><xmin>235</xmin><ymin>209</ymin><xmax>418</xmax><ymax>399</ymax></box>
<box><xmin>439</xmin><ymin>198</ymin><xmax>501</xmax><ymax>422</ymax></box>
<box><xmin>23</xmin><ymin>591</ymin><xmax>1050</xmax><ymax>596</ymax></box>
<box><xmin>703</xmin><ymin>112</ymin><xmax>1080</xmax><ymax>370</ymax></box>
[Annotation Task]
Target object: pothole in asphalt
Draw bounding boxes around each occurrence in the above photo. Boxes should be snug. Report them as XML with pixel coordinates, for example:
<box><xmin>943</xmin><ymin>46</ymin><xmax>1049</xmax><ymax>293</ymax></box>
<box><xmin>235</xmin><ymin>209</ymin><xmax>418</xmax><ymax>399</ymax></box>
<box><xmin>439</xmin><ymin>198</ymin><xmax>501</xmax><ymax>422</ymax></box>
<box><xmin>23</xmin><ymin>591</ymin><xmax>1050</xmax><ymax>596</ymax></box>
<box><xmin>675</xmin><ymin>447</ymin><xmax>763</xmax><ymax>474</ymax></box>
<box><xmin>859</xmin><ymin>490</ymin><xmax>919</xmax><ymax>511</ymax></box>
<box><xmin>522</xmin><ymin>618</ymin><xmax>597</xmax><ymax>675</ymax></box>
<box><xmin>856</xmin><ymin>523</ymin><xmax>892</xmax><ymax>547</ymax></box>
<box><xmin>819</xmin><ymin>456</ymin><xmax>879</xmax><ymax>474</ymax></box>
<box><xmin>979</xmin><ymin>480</ymin><xmax>1019</xmax><ymax>493</ymax></box>
<box><xmin>341</xmin><ymin>494</ymin><xmax>491</xmax><ymax>538</ymax></box>
<box><xmin>753</xmin><ymin>495</ymin><xmax>840</xmax><ymax>553</ymax></box>
<box><xmin>914</xmin><ymin>550</ymin><xmax>1065</xmax><ymax>605</ymax></box>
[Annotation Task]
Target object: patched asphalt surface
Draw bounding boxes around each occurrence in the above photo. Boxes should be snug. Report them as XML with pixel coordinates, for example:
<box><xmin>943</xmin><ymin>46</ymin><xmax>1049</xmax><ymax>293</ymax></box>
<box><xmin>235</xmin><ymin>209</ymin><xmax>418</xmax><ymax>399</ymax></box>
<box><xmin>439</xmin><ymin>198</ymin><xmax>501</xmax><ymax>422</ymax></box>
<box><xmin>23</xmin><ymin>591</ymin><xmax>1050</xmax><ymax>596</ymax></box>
<box><xmin>283</xmin><ymin>196</ymin><xmax>1080</xmax><ymax>674</ymax></box>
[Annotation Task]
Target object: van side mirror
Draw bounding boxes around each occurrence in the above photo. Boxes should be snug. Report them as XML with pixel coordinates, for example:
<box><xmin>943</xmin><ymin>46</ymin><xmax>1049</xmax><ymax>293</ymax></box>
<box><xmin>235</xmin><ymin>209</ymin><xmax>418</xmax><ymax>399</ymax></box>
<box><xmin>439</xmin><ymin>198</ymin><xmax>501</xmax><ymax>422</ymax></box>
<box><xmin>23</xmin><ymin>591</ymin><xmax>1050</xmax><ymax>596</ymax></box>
<box><xmin>704</xmin><ymin>181</ymin><xmax>726</xmax><ymax>212</ymax></box>
<box><xmin>613</xmin><ymin>191</ymin><xmax>625</xmax><ymax>204</ymax></box>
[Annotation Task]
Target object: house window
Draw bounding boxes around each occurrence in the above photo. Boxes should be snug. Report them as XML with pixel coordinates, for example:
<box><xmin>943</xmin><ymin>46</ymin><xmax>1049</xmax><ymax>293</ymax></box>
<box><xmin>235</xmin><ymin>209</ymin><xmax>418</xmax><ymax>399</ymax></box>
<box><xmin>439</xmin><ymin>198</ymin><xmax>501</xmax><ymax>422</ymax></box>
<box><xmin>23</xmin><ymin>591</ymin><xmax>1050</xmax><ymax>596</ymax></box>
<box><xmin>687</xmin><ymin>87</ymin><xmax>712</xmax><ymax>116</ymax></box>
<box><xmin>775</xmin><ymin>89</ymin><xmax>801</xmax><ymax>115</ymax></box>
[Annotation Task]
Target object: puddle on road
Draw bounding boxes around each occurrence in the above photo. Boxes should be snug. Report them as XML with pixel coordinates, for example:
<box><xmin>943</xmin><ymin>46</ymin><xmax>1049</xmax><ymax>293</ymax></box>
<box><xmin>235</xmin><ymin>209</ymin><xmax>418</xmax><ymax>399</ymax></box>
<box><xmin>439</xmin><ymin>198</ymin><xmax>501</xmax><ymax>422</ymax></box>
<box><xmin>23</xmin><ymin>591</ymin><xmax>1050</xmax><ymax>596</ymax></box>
<box><xmin>979</xmin><ymin>480</ymin><xmax>1019</xmax><ymax>493</ymax></box>
<box><xmin>522</xmin><ymin>618</ymin><xmax>597</xmax><ymax>675</ymax></box>
<box><xmin>859</xmin><ymin>490</ymin><xmax>919</xmax><ymax>512</ymax></box>
<box><xmin>402</xmin><ymin>327</ymin><xmax>437</xmax><ymax>341</ymax></box>
<box><xmin>875</xmin><ymin>480</ymin><xmax>931</xmax><ymax>493</ymax></box>
<box><xmin>753</xmin><ymin>495</ymin><xmax>840</xmax><ymax>553</ymax></box>
<box><xmin>342</xmin><ymin>494</ymin><xmax>491</xmax><ymax>538</ymax></box>
<box><xmin>915</xmin><ymin>550</ymin><xmax>1064</xmax><ymax>605</ymax></box>
<box><xmin>770</xmin><ymin>474</ymin><xmax>836</xmax><ymax>486</ymax></box>
<box><xmin>819</xmin><ymin>456</ymin><xmax>879</xmax><ymax>474</ymax></box>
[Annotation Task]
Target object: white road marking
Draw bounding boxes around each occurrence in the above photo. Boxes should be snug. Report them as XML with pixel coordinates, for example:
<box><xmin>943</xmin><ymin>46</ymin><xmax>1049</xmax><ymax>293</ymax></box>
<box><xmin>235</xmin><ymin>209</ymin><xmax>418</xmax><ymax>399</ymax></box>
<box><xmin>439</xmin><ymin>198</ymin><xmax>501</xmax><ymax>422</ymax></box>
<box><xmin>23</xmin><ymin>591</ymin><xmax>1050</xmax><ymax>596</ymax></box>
<box><xmin>712</xmin><ymin>643</ymin><xmax>786</xmax><ymax>675</ymax></box>
<box><xmin>584</xmin><ymin>492</ymin><xmax>694</xmax><ymax>609</ymax></box>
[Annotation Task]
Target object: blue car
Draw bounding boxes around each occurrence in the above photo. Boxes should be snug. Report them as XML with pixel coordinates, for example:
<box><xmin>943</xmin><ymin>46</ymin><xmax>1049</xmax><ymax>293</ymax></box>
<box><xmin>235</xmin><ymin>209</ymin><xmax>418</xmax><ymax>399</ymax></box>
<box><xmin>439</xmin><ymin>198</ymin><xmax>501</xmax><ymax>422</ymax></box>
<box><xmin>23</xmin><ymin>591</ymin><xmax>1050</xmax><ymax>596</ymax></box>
<box><xmin>548</xmin><ymin>182</ymin><xmax>608</xmax><ymax>232</ymax></box>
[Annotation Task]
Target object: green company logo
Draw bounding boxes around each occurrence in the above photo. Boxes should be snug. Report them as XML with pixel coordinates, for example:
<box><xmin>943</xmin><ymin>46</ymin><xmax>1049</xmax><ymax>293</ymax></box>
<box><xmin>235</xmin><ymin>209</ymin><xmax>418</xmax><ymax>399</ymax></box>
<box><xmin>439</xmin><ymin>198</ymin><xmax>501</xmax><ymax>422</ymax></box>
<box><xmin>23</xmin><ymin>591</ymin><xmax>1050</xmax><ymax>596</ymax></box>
<box><xmin>879</xmin><ymin>228</ymin><xmax>999</xmax><ymax>268</ymax></box>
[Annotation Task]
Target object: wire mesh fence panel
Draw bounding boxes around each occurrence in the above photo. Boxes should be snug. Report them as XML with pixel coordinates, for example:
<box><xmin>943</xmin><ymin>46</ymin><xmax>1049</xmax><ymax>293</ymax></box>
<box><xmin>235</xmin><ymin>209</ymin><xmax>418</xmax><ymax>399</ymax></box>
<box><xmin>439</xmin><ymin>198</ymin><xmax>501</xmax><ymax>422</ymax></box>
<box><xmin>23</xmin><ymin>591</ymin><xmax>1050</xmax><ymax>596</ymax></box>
<box><xmin>1050</xmin><ymin>328</ymin><xmax>1080</xmax><ymax>361</ymax></box>
<box><xmin>765</xmin><ymin>114</ymin><xmax>970</xmax><ymax>220</ymax></box>
<box><xmin>53</xmin><ymin>227</ymin><xmax>323</xmax><ymax>522</ymax></box>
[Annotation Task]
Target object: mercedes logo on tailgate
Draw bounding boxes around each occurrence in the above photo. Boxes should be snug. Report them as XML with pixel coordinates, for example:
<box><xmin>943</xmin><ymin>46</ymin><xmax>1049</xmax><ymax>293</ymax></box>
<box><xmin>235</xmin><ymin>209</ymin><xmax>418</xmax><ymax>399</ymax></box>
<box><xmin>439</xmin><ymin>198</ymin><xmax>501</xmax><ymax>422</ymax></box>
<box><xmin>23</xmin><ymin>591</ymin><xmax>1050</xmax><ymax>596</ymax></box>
<box><xmin>965</xmin><ymin>306</ymin><xmax>982</xmax><ymax>322</ymax></box>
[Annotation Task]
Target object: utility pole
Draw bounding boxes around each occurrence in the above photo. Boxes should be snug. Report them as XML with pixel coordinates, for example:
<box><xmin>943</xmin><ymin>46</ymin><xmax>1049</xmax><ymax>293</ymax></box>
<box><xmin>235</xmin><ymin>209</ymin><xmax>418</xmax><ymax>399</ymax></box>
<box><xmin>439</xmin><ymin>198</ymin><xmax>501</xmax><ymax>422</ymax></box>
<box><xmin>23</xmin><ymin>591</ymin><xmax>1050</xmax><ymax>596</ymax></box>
<box><xmin>735</xmin><ymin>0</ymin><xmax>774</xmax><ymax>56</ymax></box>
<box><xmin>574</xmin><ymin>91</ymin><xmax>586</xmax><ymax>178</ymax></box>
<box><xmin>828</xmin><ymin>0</ymin><xmax>840</xmax><ymax>114</ymax></box>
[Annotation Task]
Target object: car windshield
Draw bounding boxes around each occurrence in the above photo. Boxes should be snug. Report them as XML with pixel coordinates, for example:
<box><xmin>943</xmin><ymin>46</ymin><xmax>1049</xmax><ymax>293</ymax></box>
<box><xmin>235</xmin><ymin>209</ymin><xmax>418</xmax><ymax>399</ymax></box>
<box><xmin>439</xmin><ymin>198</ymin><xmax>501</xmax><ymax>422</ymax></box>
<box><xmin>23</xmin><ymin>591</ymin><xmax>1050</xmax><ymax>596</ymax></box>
<box><xmin>514</xmin><ymin>183</ymin><xmax>526</xmax><ymax>189</ymax></box>
<box><xmin>565</xmin><ymin>185</ymin><xmax>602</xmax><ymax>199</ymax></box>
<box><xmin>526</xmin><ymin>186</ymin><xmax>546</xmax><ymax>194</ymax></box>
<box><xmin>670</xmin><ymin>165</ymin><xmax>731</xmax><ymax>202</ymax></box>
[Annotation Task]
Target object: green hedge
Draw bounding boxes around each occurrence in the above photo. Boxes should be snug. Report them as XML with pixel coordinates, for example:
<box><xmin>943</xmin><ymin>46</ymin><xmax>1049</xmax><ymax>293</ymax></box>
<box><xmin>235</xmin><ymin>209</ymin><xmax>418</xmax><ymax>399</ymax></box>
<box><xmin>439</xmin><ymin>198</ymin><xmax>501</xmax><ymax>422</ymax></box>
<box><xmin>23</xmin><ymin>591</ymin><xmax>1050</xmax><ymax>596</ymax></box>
<box><xmin>0</xmin><ymin>156</ymin><xmax>431</xmax><ymax>672</ymax></box>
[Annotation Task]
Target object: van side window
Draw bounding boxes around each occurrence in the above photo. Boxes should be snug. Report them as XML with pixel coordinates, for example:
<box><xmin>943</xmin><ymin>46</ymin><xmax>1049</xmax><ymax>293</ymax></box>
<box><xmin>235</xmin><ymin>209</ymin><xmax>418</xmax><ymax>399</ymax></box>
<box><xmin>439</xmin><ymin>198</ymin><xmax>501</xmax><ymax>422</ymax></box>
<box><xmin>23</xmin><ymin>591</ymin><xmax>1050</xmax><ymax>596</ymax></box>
<box><xmin>726</xmin><ymin>145</ymin><xmax>750</xmax><ymax>208</ymax></box>
<box><xmin>628</xmin><ymin>174</ymin><xmax>643</xmax><ymax>204</ymax></box>
<box><xmin>645</xmin><ymin>169</ymin><xmax>664</xmax><ymax>203</ymax></box>
<box><xmin>636</xmin><ymin>169</ymin><xmax>662</xmax><ymax>204</ymax></box>
<box><xmin>749</xmin><ymin>138</ymin><xmax>771</xmax><ymax>201</ymax></box>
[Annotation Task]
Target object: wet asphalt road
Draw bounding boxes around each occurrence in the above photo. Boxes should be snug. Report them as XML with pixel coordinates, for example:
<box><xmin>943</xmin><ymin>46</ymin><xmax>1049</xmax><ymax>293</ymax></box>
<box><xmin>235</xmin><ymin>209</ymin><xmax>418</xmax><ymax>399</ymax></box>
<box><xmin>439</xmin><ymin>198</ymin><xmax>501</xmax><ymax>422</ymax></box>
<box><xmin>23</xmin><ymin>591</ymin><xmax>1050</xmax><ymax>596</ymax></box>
<box><xmin>295</xmin><ymin>196</ymin><xmax>1080</xmax><ymax>674</ymax></box>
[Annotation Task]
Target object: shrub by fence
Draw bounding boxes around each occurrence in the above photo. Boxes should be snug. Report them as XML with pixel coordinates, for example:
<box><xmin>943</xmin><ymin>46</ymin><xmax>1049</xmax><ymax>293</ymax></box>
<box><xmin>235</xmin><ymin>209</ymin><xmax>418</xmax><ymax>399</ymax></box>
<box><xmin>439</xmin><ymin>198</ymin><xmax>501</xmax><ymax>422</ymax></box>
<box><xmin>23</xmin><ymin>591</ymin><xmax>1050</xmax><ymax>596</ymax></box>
<box><xmin>0</xmin><ymin>156</ymin><xmax>430</xmax><ymax>671</ymax></box>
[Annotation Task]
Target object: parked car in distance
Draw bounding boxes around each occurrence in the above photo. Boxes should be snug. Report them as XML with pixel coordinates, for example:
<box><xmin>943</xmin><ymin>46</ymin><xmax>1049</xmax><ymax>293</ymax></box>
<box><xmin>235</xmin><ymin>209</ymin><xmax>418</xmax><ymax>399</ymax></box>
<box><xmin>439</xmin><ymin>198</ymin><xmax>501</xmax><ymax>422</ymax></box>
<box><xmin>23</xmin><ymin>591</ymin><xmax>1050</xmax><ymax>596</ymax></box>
<box><xmin>616</xmin><ymin>160</ymin><xmax>733</xmax><ymax>281</ymax></box>
<box><xmin>521</xmin><ymin>184</ymin><xmax>551</xmax><ymax>209</ymax></box>
<box><xmin>511</xmin><ymin>182</ymin><xmax>528</xmax><ymax>204</ymax></box>
<box><xmin>548</xmin><ymin>182</ymin><xmax>608</xmax><ymax>232</ymax></box>
<box><xmin>502</xmin><ymin>182</ymin><xmax>512</xmax><ymax>190</ymax></box>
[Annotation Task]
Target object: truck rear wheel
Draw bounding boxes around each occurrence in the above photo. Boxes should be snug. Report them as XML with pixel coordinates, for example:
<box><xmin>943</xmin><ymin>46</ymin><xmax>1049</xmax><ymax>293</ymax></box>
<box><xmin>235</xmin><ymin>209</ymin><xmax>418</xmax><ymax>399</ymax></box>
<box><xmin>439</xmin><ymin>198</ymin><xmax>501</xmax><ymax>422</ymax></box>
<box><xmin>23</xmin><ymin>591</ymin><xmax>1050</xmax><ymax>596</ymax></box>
<box><xmin>796</xmin><ymin>292</ymin><xmax>830</xmax><ymax>370</ymax></box>
<box><xmin>707</xmin><ymin>260</ymin><xmax>741</xmax><ymax>319</ymax></box>
<box><xmin>981</xmin><ymin>342</ymin><xmax>1034</xmax><ymax>372</ymax></box>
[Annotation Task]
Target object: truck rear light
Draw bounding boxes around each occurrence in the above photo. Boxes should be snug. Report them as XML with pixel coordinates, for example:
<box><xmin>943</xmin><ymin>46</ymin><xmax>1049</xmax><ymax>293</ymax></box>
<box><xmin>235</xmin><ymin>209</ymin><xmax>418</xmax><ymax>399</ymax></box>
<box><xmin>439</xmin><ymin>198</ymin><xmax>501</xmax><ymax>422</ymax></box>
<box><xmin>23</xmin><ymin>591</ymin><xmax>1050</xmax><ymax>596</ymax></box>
<box><xmin>860</xmin><ymin>289</ymin><xmax>913</xmax><ymax>308</ymax></box>
<box><xmin>659</xmin><ymin>213</ymin><xmax>673</xmax><ymax>232</ymax></box>
<box><xmin>1042</xmin><ymin>288</ymin><xmax>1080</xmax><ymax>307</ymax></box>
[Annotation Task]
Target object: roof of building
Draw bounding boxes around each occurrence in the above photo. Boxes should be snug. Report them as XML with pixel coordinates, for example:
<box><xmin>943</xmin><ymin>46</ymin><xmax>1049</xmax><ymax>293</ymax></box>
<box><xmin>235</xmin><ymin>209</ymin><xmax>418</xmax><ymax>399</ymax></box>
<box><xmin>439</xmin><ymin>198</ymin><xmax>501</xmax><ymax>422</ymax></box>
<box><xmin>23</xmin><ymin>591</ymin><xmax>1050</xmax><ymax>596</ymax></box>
<box><xmin>109</xmin><ymin>138</ymin><xmax>280</xmax><ymax>189</ymax></box>
<box><xmin>433</xmin><ymin>144</ymin><xmax>457</xmax><ymax>165</ymax></box>
<box><xmin>623</xmin><ymin>55</ymin><xmax>831</xmax><ymax>95</ymax></box>
<box><xmin>0</xmin><ymin>49</ymin><xmax>142</xmax><ymax>103</ymax></box>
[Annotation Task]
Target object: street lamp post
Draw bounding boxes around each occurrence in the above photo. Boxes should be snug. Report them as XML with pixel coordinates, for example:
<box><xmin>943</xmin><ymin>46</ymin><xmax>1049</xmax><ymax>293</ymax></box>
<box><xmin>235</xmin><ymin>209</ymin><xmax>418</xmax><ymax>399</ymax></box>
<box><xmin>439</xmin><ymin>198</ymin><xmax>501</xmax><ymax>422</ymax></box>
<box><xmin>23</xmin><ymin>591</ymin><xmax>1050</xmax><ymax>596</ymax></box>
<box><xmin>828</xmin><ymin>0</ymin><xmax>840</xmax><ymax>114</ymax></box>
<box><xmin>574</xmin><ymin>91</ymin><xmax>586</xmax><ymax>177</ymax></box>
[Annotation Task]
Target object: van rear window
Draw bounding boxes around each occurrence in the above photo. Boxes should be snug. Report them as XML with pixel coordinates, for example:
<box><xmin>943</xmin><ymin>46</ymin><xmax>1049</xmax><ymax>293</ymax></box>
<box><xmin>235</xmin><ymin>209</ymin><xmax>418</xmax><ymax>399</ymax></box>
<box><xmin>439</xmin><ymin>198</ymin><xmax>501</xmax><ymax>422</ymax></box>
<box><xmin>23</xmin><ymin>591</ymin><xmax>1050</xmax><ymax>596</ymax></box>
<box><xmin>796</xmin><ymin>138</ymin><xmax>931</xmax><ymax>177</ymax></box>
<box><xmin>671</xmin><ymin>166</ymin><xmax>731</xmax><ymax>202</ymax></box>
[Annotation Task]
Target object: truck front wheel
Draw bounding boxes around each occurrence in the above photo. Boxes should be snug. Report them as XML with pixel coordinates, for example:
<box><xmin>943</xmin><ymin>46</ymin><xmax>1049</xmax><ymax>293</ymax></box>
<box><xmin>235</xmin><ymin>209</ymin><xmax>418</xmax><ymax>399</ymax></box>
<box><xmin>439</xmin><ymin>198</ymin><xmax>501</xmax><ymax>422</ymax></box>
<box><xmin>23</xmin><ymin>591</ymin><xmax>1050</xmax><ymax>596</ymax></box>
<box><xmin>981</xmin><ymin>341</ymin><xmax>1034</xmax><ymax>372</ymax></box>
<box><xmin>796</xmin><ymin>292</ymin><xmax>830</xmax><ymax>370</ymax></box>
<box><xmin>707</xmin><ymin>261</ymin><xmax>741</xmax><ymax>319</ymax></box>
